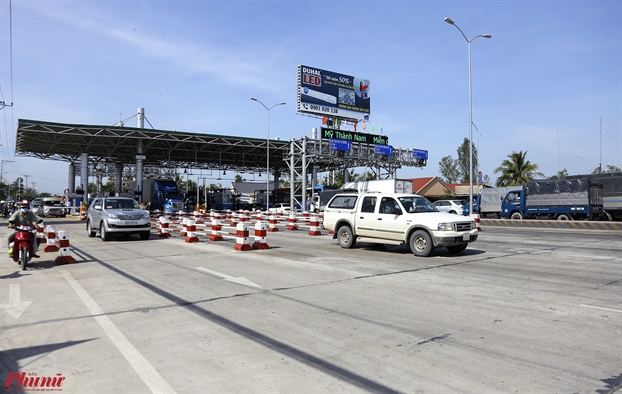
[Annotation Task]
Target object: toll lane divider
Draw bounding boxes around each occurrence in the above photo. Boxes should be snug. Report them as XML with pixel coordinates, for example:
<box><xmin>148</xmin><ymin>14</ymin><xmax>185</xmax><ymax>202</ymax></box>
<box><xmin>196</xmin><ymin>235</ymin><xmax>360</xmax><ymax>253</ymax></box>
<box><xmin>42</xmin><ymin>224</ymin><xmax>76</xmax><ymax>264</ymax></box>
<box><xmin>481</xmin><ymin>218</ymin><xmax>622</xmax><ymax>231</ymax></box>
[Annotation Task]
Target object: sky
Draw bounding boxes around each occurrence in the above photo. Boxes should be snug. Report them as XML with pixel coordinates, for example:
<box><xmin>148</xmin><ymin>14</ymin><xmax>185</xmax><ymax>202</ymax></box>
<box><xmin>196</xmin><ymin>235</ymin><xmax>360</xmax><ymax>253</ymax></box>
<box><xmin>0</xmin><ymin>0</ymin><xmax>620</xmax><ymax>195</ymax></box>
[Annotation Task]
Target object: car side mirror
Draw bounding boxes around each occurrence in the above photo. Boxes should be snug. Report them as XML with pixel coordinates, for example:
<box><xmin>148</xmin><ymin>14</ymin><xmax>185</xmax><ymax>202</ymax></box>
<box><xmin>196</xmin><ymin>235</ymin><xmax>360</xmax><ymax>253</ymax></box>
<box><xmin>93</xmin><ymin>205</ymin><xmax>102</xmax><ymax>210</ymax></box>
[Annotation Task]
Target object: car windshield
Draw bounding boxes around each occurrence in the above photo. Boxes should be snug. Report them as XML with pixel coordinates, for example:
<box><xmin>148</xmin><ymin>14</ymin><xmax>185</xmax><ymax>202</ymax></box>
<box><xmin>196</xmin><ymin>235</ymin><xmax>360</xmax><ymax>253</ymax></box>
<box><xmin>104</xmin><ymin>199</ymin><xmax>140</xmax><ymax>209</ymax></box>
<box><xmin>398</xmin><ymin>196</ymin><xmax>439</xmax><ymax>213</ymax></box>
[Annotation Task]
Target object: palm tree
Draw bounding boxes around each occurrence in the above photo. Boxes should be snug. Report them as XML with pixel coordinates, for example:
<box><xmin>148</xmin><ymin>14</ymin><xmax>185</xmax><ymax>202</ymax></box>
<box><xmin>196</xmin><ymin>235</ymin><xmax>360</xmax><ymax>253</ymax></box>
<box><xmin>494</xmin><ymin>151</ymin><xmax>545</xmax><ymax>186</ymax></box>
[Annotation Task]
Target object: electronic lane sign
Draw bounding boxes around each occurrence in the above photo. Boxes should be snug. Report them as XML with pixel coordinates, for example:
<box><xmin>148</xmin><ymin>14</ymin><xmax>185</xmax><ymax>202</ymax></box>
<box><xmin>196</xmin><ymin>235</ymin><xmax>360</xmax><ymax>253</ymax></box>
<box><xmin>412</xmin><ymin>149</ymin><xmax>428</xmax><ymax>160</ymax></box>
<box><xmin>297</xmin><ymin>65</ymin><xmax>370</xmax><ymax>122</ymax></box>
<box><xmin>375</xmin><ymin>144</ymin><xmax>393</xmax><ymax>156</ymax></box>
<box><xmin>330</xmin><ymin>138</ymin><xmax>352</xmax><ymax>152</ymax></box>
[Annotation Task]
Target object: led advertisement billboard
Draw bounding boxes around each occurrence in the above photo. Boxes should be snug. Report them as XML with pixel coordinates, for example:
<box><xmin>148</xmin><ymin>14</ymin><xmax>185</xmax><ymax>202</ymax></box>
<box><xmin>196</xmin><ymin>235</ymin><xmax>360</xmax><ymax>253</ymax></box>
<box><xmin>297</xmin><ymin>65</ymin><xmax>370</xmax><ymax>122</ymax></box>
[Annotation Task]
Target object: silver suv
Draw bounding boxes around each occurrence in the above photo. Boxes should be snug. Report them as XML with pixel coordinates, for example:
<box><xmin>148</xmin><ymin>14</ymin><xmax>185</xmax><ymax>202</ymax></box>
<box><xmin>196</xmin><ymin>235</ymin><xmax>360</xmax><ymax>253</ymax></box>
<box><xmin>86</xmin><ymin>197</ymin><xmax>152</xmax><ymax>241</ymax></box>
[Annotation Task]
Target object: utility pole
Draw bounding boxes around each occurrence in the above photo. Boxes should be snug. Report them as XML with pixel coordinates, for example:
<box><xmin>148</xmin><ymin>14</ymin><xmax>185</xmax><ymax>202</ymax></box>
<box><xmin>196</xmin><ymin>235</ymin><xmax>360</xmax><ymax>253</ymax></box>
<box><xmin>24</xmin><ymin>175</ymin><xmax>30</xmax><ymax>191</ymax></box>
<box><xmin>0</xmin><ymin>160</ymin><xmax>15</xmax><ymax>183</ymax></box>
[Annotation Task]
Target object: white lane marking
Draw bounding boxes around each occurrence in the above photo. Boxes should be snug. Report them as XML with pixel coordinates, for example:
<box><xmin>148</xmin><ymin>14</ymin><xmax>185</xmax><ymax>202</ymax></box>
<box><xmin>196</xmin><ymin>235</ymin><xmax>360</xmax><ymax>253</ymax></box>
<box><xmin>195</xmin><ymin>267</ymin><xmax>262</xmax><ymax>288</ymax></box>
<box><xmin>580</xmin><ymin>304</ymin><xmax>622</xmax><ymax>313</ymax></box>
<box><xmin>61</xmin><ymin>270</ymin><xmax>176</xmax><ymax>394</ymax></box>
<box><xmin>0</xmin><ymin>284</ymin><xmax>32</xmax><ymax>319</ymax></box>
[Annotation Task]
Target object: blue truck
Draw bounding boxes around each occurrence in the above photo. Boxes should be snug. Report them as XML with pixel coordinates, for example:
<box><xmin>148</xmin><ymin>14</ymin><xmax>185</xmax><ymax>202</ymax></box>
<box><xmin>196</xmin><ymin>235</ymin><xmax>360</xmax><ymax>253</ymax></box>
<box><xmin>141</xmin><ymin>178</ymin><xmax>186</xmax><ymax>213</ymax></box>
<box><xmin>500</xmin><ymin>178</ymin><xmax>604</xmax><ymax>221</ymax></box>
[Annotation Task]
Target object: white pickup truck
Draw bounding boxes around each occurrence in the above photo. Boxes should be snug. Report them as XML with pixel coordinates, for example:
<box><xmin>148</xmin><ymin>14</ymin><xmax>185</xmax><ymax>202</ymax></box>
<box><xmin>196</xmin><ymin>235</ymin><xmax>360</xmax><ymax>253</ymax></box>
<box><xmin>323</xmin><ymin>192</ymin><xmax>479</xmax><ymax>257</ymax></box>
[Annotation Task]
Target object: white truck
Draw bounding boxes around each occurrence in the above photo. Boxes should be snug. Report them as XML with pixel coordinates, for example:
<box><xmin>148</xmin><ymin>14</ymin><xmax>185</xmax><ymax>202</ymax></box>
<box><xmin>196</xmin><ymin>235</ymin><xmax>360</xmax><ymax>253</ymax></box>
<box><xmin>343</xmin><ymin>179</ymin><xmax>414</xmax><ymax>194</ymax></box>
<box><xmin>463</xmin><ymin>186</ymin><xmax>517</xmax><ymax>218</ymax></box>
<box><xmin>323</xmin><ymin>192</ymin><xmax>478</xmax><ymax>257</ymax></box>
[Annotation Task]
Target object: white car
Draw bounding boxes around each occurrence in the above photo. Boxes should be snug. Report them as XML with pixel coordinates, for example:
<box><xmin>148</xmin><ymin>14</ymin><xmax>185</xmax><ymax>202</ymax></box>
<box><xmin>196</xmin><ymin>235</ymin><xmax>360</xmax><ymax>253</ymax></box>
<box><xmin>433</xmin><ymin>199</ymin><xmax>464</xmax><ymax>215</ymax></box>
<box><xmin>268</xmin><ymin>203</ymin><xmax>291</xmax><ymax>214</ymax></box>
<box><xmin>323</xmin><ymin>193</ymin><xmax>478</xmax><ymax>257</ymax></box>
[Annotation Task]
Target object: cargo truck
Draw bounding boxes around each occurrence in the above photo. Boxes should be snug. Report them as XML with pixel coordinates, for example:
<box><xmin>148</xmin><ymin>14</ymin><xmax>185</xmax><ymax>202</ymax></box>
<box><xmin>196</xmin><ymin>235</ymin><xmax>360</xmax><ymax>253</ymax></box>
<box><xmin>130</xmin><ymin>178</ymin><xmax>185</xmax><ymax>213</ymax></box>
<box><xmin>343</xmin><ymin>179</ymin><xmax>414</xmax><ymax>194</ymax></box>
<box><xmin>463</xmin><ymin>186</ymin><xmax>517</xmax><ymax>218</ymax></box>
<box><xmin>566</xmin><ymin>172</ymin><xmax>622</xmax><ymax>221</ymax></box>
<box><xmin>500</xmin><ymin>178</ymin><xmax>604</xmax><ymax>220</ymax></box>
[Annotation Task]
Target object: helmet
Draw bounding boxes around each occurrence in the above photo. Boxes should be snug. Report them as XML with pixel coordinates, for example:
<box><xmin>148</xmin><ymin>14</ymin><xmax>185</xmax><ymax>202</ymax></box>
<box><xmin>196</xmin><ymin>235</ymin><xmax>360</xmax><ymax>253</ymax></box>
<box><xmin>19</xmin><ymin>200</ymin><xmax>29</xmax><ymax>208</ymax></box>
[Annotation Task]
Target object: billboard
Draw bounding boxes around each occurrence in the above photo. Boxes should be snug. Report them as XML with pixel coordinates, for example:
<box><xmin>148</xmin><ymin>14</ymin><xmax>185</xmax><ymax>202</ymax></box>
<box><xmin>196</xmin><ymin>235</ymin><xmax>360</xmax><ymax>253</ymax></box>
<box><xmin>297</xmin><ymin>65</ymin><xmax>370</xmax><ymax>122</ymax></box>
<box><xmin>321</xmin><ymin>127</ymin><xmax>388</xmax><ymax>145</ymax></box>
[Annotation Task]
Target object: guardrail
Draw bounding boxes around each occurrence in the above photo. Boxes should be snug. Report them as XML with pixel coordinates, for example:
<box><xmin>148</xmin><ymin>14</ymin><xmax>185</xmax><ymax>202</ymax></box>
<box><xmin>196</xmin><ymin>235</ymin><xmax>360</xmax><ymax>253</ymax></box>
<box><xmin>481</xmin><ymin>219</ymin><xmax>622</xmax><ymax>231</ymax></box>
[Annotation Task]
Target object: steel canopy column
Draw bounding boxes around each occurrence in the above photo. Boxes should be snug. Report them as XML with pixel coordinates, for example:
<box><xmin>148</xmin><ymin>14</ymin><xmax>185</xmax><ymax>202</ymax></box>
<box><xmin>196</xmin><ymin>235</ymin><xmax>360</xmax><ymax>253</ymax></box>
<box><xmin>115</xmin><ymin>164</ymin><xmax>123</xmax><ymax>195</ymax></box>
<box><xmin>302</xmin><ymin>137</ymin><xmax>307</xmax><ymax>213</ymax></box>
<box><xmin>68</xmin><ymin>164</ymin><xmax>75</xmax><ymax>193</ymax></box>
<box><xmin>80</xmin><ymin>153</ymin><xmax>88</xmax><ymax>195</ymax></box>
<box><xmin>290</xmin><ymin>140</ymin><xmax>295</xmax><ymax>210</ymax></box>
<box><xmin>136</xmin><ymin>108</ymin><xmax>145</xmax><ymax>203</ymax></box>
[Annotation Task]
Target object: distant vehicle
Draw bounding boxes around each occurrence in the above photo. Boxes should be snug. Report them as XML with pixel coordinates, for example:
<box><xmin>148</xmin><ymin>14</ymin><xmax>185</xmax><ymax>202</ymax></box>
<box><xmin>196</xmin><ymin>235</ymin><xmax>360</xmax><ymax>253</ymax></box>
<box><xmin>86</xmin><ymin>197</ymin><xmax>152</xmax><ymax>241</ymax></box>
<box><xmin>131</xmin><ymin>178</ymin><xmax>185</xmax><ymax>213</ymax></box>
<box><xmin>500</xmin><ymin>178</ymin><xmax>605</xmax><ymax>221</ymax></box>
<box><xmin>343</xmin><ymin>179</ymin><xmax>414</xmax><ymax>194</ymax></box>
<box><xmin>40</xmin><ymin>197</ymin><xmax>65</xmax><ymax>217</ymax></box>
<box><xmin>463</xmin><ymin>186</ymin><xmax>517</xmax><ymax>218</ymax></box>
<box><xmin>323</xmin><ymin>192</ymin><xmax>478</xmax><ymax>257</ymax></box>
<box><xmin>268</xmin><ymin>203</ymin><xmax>291</xmax><ymax>214</ymax></box>
<box><xmin>433</xmin><ymin>200</ymin><xmax>464</xmax><ymax>215</ymax></box>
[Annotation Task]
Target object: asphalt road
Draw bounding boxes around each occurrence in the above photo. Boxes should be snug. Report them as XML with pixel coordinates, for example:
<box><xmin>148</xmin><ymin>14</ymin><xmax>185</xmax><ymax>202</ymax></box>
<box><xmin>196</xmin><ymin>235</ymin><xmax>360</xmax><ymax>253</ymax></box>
<box><xmin>1</xmin><ymin>219</ymin><xmax>621</xmax><ymax>393</ymax></box>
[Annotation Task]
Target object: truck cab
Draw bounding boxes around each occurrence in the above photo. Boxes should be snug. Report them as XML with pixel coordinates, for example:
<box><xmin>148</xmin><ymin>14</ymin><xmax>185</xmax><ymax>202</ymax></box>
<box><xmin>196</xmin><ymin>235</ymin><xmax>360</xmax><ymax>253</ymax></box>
<box><xmin>500</xmin><ymin>190</ymin><xmax>524</xmax><ymax>219</ymax></box>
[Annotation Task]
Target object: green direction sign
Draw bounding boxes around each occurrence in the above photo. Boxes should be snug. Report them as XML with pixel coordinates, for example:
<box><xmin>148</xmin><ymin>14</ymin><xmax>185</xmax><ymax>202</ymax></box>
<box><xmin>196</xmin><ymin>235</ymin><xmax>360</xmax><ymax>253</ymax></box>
<box><xmin>321</xmin><ymin>127</ymin><xmax>388</xmax><ymax>145</ymax></box>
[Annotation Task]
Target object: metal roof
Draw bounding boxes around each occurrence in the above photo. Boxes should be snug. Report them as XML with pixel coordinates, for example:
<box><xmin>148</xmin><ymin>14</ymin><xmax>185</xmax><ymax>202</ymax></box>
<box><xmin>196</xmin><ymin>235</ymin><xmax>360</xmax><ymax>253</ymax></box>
<box><xmin>15</xmin><ymin>119</ymin><xmax>291</xmax><ymax>172</ymax></box>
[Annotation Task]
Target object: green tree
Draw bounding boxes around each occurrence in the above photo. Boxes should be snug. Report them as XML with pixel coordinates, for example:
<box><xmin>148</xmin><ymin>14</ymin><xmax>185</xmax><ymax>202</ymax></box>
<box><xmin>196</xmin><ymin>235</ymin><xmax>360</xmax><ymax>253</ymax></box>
<box><xmin>358</xmin><ymin>171</ymin><xmax>377</xmax><ymax>181</ymax></box>
<box><xmin>550</xmin><ymin>168</ymin><xmax>568</xmax><ymax>179</ymax></box>
<box><xmin>494</xmin><ymin>151</ymin><xmax>545</xmax><ymax>186</ymax></box>
<box><xmin>234</xmin><ymin>174</ymin><xmax>247</xmax><ymax>182</ymax></box>
<box><xmin>439</xmin><ymin>156</ymin><xmax>460</xmax><ymax>184</ymax></box>
<box><xmin>457</xmin><ymin>138</ymin><xmax>479</xmax><ymax>184</ymax></box>
<box><xmin>593</xmin><ymin>165</ymin><xmax>621</xmax><ymax>174</ymax></box>
<box><xmin>332</xmin><ymin>169</ymin><xmax>360</xmax><ymax>189</ymax></box>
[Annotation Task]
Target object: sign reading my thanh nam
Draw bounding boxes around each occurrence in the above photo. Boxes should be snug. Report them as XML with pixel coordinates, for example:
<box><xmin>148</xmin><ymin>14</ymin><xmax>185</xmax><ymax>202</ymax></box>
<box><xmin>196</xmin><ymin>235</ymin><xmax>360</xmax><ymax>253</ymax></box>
<box><xmin>321</xmin><ymin>127</ymin><xmax>388</xmax><ymax>145</ymax></box>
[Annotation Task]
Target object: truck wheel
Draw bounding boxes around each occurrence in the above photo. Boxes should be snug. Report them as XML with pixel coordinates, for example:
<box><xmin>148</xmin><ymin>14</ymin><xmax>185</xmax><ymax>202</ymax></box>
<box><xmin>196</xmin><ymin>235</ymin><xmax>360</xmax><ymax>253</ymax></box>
<box><xmin>557</xmin><ymin>214</ymin><xmax>572</xmax><ymax>221</ymax></box>
<box><xmin>86</xmin><ymin>220</ymin><xmax>96</xmax><ymax>237</ymax></box>
<box><xmin>409</xmin><ymin>230</ymin><xmax>434</xmax><ymax>257</ymax></box>
<box><xmin>510</xmin><ymin>212</ymin><xmax>523</xmax><ymax>220</ymax></box>
<box><xmin>447</xmin><ymin>244</ymin><xmax>467</xmax><ymax>253</ymax></box>
<box><xmin>100</xmin><ymin>223</ymin><xmax>110</xmax><ymax>242</ymax></box>
<box><xmin>337</xmin><ymin>226</ymin><xmax>356</xmax><ymax>249</ymax></box>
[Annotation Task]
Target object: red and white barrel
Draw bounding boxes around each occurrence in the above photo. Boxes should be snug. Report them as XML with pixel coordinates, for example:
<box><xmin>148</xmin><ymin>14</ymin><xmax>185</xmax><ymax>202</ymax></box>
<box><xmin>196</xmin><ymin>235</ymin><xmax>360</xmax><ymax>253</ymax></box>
<box><xmin>308</xmin><ymin>216</ymin><xmax>322</xmax><ymax>236</ymax></box>
<box><xmin>252</xmin><ymin>221</ymin><xmax>269</xmax><ymax>249</ymax></box>
<box><xmin>230</xmin><ymin>211</ymin><xmax>239</xmax><ymax>227</ymax></box>
<box><xmin>210</xmin><ymin>213</ymin><xmax>224</xmax><ymax>241</ymax></box>
<box><xmin>287</xmin><ymin>213</ymin><xmax>299</xmax><ymax>231</ymax></box>
<box><xmin>55</xmin><ymin>230</ymin><xmax>75</xmax><ymax>265</ymax></box>
<box><xmin>44</xmin><ymin>225</ymin><xmax>59</xmax><ymax>252</ymax></box>
<box><xmin>185</xmin><ymin>219</ymin><xmax>200</xmax><ymax>243</ymax></box>
<box><xmin>180</xmin><ymin>217</ymin><xmax>188</xmax><ymax>237</ymax></box>
<box><xmin>36</xmin><ymin>222</ymin><xmax>47</xmax><ymax>243</ymax></box>
<box><xmin>158</xmin><ymin>216</ymin><xmax>172</xmax><ymax>238</ymax></box>
<box><xmin>234</xmin><ymin>222</ymin><xmax>252</xmax><ymax>251</ymax></box>
<box><xmin>268</xmin><ymin>215</ymin><xmax>279</xmax><ymax>232</ymax></box>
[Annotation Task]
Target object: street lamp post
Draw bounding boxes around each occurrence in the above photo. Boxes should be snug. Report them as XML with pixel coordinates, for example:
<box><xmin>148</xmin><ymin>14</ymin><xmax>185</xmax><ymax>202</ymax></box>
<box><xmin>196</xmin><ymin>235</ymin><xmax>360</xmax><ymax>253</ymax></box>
<box><xmin>251</xmin><ymin>98</ymin><xmax>286</xmax><ymax>211</ymax></box>
<box><xmin>444</xmin><ymin>17</ymin><xmax>491</xmax><ymax>217</ymax></box>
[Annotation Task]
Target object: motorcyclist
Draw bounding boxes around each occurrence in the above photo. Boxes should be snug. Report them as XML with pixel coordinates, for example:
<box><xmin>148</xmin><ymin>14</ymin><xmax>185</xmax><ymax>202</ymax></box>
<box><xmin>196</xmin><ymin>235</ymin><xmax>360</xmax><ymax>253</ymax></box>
<box><xmin>8</xmin><ymin>200</ymin><xmax>40</xmax><ymax>258</ymax></box>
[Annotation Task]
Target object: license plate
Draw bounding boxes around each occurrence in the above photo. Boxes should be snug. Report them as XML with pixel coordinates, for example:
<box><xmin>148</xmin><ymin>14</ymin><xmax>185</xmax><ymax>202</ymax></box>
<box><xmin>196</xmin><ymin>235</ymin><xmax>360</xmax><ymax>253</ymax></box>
<box><xmin>125</xmin><ymin>221</ymin><xmax>138</xmax><ymax>225</ymax></box>
<box><xmin>463</xmin><ymin>233</ymin><xmax>470</xmax><ymax>241</ymax></box>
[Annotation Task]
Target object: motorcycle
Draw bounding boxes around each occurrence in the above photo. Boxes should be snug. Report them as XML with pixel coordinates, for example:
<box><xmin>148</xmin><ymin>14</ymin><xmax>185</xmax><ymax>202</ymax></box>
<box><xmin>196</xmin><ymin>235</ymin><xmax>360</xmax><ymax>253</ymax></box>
<box><xmin>10</xmin><ymin>221</ymin><xmax>42</xmax><ymax>270</ymax></box>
